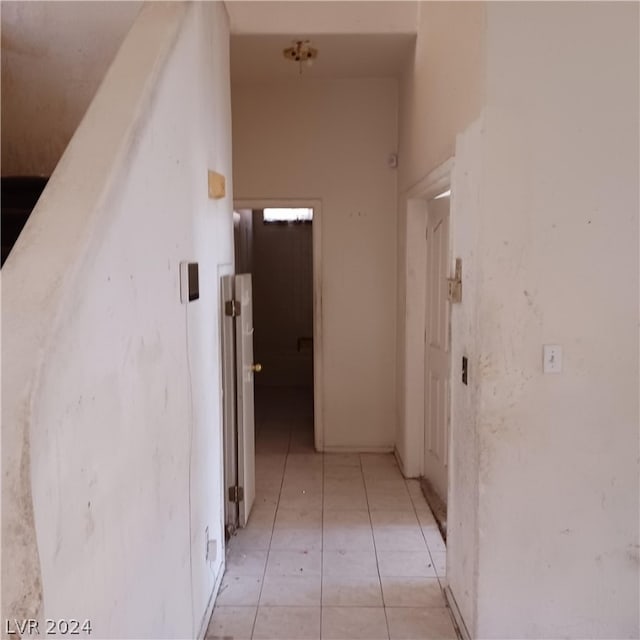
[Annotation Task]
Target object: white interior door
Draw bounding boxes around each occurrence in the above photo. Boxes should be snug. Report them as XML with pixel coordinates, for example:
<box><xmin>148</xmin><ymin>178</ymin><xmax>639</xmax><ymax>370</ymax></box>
<box><xmin>424</xmin><ymin>195</ymin><xmax>451</xmax><ymax>504</ymax></box>
<box><xmin>235</xmin><ymin>274</ymin><xmax>256</xmax><ymax>526</ymax></box>
<box><xmin>221</xmin><ymin>274</ymin><xmax>238</xmax><ymax>533</ymax></box>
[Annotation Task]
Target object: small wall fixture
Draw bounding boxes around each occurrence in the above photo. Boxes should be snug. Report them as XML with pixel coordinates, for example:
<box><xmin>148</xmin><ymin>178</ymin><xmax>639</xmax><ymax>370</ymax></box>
<box><xmin>283</xmin><ymin>40</ymin><xmax>318</xmax><ymax>74</ymax></box>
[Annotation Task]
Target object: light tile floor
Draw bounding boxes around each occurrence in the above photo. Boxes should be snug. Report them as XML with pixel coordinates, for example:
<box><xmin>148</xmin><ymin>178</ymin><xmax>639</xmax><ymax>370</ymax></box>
<box><xmin>207</xmin><ymin>388</ymin><xmax>457</xmax><ymax>640</ymax></box>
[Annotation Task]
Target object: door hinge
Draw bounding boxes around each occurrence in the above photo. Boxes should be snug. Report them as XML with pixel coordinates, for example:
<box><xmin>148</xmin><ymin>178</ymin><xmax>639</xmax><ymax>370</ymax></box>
<box><xmin>447</xmin><ymin>258</ymin><xmax>462</xmax><ymax>303</ymax></box>
<box><xmin>225</xmin><ymin>300</ymin><xmax>241</xmax><ymax>317</ymax></box>
<box><xmin>228</xmin><ymin>486</ymin><xmax>244</xmax><ymax>503</ymax></box>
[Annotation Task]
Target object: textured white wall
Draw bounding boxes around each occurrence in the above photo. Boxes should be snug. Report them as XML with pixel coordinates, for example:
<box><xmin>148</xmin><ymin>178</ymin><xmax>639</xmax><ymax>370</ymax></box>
<box><xmin>399</xmin><ymin>2</ymin><xmax>639</xmax><ymax>638</ymax></box>
<box><xmin>2</xmin><ymin>3</ymin><xmax>233</xmax><ymax>637</ymax></box>
<box><xmin>233</xmin><ymin>79</ymin><xmax>398</xmax><ymax>451</ymax></box>
<box><xmin>475</xmin><ymin>4</ymin><xmax>639</xmax><ymax>637</ymax></box>
<box><xmin>1</xmin><ymin>1</ymin><xmax>141</xmax><ymax>176</ymax></box>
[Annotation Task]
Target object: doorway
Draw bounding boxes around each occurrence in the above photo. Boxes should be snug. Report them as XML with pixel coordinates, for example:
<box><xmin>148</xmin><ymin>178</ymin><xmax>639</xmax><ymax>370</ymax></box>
<box><xmin>234</xmin><ymin>199</ymin><xmax>323</xmax><ymax>450</ymax></box>
<box><xmin>422</xmin><ymin>189</ymin><xmax>451</xmax><ymax>530</ymax></box>
<box><xmin>402</xmin><ymin>159</ymin><xmax>454</xmax><ymax>539</ymax></box>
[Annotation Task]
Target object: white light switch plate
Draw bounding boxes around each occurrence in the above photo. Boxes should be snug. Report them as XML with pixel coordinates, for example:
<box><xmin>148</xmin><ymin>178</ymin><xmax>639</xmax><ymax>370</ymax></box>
<box><xmin>543</xmin><ymin>344</ymin><xmax>562</xmax><ymax>373</ymax></box>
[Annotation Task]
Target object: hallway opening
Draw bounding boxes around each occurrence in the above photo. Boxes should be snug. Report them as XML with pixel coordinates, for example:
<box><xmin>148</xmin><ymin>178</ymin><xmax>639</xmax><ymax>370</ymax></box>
<box><xmin>234</xmin><ymin>200</ymin><xmax>324</xmax><ymax>451</ymax></box>
<box><xmin>207</xmin><ymin>388</ymin><xmax>454</xmax><ymax>640</ymax></box>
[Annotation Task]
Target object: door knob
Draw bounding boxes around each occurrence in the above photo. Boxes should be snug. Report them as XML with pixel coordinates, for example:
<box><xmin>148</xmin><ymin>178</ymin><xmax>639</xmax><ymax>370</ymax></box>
<box><xmin>251</xmin><ymin>363</ymin><xmax>263</xmax><ymax>373</ymax></box>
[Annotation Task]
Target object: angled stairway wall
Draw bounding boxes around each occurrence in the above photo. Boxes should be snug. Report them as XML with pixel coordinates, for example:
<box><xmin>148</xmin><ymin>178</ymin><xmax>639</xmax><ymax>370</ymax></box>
<box><xmin>2</xmin><ymin>3</ymin><xmax>233</xmax><ymax>638</ymax></box>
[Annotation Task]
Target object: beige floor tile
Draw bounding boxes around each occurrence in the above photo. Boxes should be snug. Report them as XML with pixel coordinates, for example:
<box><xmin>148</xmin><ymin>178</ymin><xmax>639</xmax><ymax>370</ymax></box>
<box><xmin>324</xmin><ymin>465</ymin><xmax>364</xmax><ymax>481</ymax></box>
<box><xmin>286</xmin><ymin>454</ymin><xmax>324</xmax><ymax>470</ymax></box>
<box><xmin>323</xmin><ymin>550</ymin><xmax>379</xmax><ymax>576</ymax></box>
<box><xmin>360</xmin><ymin>453</ymin><xmax>399</xmax><ymax>468</ymax></box>
<box><xmin>415</xmin><ymin>508</ymin><xmax>438</xmax><ymax>529</ymax></box>
<box><xmin>283</xmin><ymin>469</ymin><xmax>323</xmax><ymax>486</ymax></box>
<box><xmin>215</xmin><ymin>575</ymin><xmax>263</xmax><ymax>606</ymax></box>
<box><xmin>321</xmin><ymin>606</ymin><xmax>389</xmax><ymax>639</ymax></box>
<box><xmin>323</xmin><ymin>510</ymin><xmax>375</xmax><ymax>550</ymax></box>
<box><xmin>323</xmin><ymin>489</ymin><xmax>369</xmax><ymax>510</ymax></box>
<box><xmin>386</xmin><ymin>607</ymin><xmax>457</xmax><ymax>639</ymax></box>
<box><xmin>322</xmin><ymin>574</ymin><xmax>383</xmax><ymax>606</ymax></box>
<box><xmin>422</xmin><ymin>526</ymin><xmax>446</xmax><ymax>553</ymax></box>
<box><xmin>279</xmin><ymin>488</ymin><xmax>323</xmax><ymax>510</ymax></box>
<box><xmin>253</xmin><ymin>606</ymin><xmax>320</xmax><ymax>639</ymax></box>
<box><xmin>225</xmin><ymin>549</ymin><xmax>268</xmax><ymax>576</ymax></box>
<box><xmin>430</xmin><ymin>551</ymin><xmax>447</xmax><ymax>577</ymax></box>
<box><xmin>271</xmin><ymin>509</ymin><xmax>323</xmax><ymax>550</ymax></box>
<box><xmin>274</xmin><ymin>508</ymin><xmax>322</xmax><ymax>527</ymax></box>
<box><xmin>367</xmin><ymin>490</ymin><xmax>414</xmax><ymax>511</ymax></box>
<box><xmin>324</xmin><ymin>453</ymin><xmax>361</xmax><ymax>467</ymax></box>
<box><xmin>206</xmin><ymin>606</ymin><xmax>256</xmax><ymax>640</ymax></box>
<box><xmin>247</xmin><ymin>504</ymin><xmax>278</xmax><ymax>526</ymax></box>
<box><xmin>377</xmin><ymin>551</ymin><xmax>437</xmax><ymax>577</ymax></box>
<box><xmin>228</xmin><ymin>525</ymin><xmax>273</xmax><ymax>551</ymax></box>
<box><xmin>253</xmin><ymin>492</ymin><xmax>279</xmax><ymax>509</ymax></box>
<box><xmin>266</xmin><ymin>549</ymin><xmax>322</xmax><ymax>576</ymax></box>
<box><xmin>380</xmin><ymin>577</ymin><xmax>445</xmax><ymax>608</ymax></box>
<box><xmin>370</xmin><ymin>510</ymin><xmax>425</xmax><ymax>551</ymax></box>
<box><xmin>324</xmin><ymin>476</ymin><xmax>366</xmax><ymax>492</ymax></box>
<box><xmin>260</xmin><ymin>574</ymin><xmax>321</xmax><ymax>606</ymax></box>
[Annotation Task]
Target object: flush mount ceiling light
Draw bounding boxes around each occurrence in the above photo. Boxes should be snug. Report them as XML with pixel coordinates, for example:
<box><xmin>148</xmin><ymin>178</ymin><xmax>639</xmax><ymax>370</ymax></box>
<box><xmin>283</xmin><ymin>40</ymin><xmax>318</xmax><ymax>74</ymax></box>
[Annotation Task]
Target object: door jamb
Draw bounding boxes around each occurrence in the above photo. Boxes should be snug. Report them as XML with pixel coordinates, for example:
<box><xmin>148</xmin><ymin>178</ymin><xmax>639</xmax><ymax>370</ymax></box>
<box><xmin>400</xmin><ymin>159</ymin><xmax>454</xmax><ymax>479</ymax></box>
<box><xmin>233</xmin><ymin>198</ymin><xmax>324</xmax><ymax>452</ymax></box>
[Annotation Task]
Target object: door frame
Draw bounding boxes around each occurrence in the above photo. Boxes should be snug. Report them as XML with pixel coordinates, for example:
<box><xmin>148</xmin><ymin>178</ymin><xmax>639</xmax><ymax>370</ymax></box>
<box><xmin>234</xmin><ymin>198</ymin><xmax>324</xmax><ymax>451</ymax></box>
<box><xmin>400</xmin><ymin>159</ymin><xmax>454</xmax><ymax>479</ymax></box>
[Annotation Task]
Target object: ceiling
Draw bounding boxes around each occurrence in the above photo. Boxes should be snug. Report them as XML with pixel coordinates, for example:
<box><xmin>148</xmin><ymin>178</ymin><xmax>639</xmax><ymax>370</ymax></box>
<box><xmin>231</xmin><ymin>33</ymin><xmax>416</xmax><ymax>81</ymax></box>
<box><xmin>225</xmin><ymin>1</ymin><xmax>418</xmax><ymax>82</ymax></box>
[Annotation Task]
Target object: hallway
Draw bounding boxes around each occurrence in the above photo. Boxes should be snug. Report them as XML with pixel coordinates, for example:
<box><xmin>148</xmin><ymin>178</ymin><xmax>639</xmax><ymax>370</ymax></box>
<box><xmin>206</xmin><ymin>388</ymin><xmax>456</xmax><ymax>640</ymax></box>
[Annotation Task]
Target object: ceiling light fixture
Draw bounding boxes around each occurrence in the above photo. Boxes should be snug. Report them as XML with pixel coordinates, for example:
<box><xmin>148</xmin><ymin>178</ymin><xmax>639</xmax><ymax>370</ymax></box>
<box><xmin>283</xmin><ymin>40</ymin><xmax>318</xmax><ymax>74</ymax></box>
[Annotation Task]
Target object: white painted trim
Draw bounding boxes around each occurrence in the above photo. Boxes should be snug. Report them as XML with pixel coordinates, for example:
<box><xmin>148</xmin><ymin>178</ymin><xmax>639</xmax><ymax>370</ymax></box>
<box><xmin>400</xmin><ymin>158</ymin><xmax>454</xmax><ymax>479</ymax></box>
<box><xmin>406</xmin><ymin>157</ymin><xmax>455</xmax><ymax>201</ymax></box>
<box><xmin>234</xmin><ymin>198</ymin><xmax>324</xmax><ymax>451</ymax></box>
<box><xmin>445</xmin><ymin>585</ymin><xmax>471</xmax><ymax>640</ymax></box>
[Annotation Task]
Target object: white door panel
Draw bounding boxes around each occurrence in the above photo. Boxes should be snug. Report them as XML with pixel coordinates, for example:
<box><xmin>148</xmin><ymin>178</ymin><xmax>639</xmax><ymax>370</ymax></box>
<box><xmin>221</xmin><ymin>275</ymin><xmax>238</xmax><ymax>532</ymax></box>
<box><xmin>424</xmin><ymin>196</ymin><xmax>451</xmax><ymax>504</ymax></box>
<box><xmin>235</xmin><ymin>274</ymin><xmax>256</xmax><ymax>527</ymax></box>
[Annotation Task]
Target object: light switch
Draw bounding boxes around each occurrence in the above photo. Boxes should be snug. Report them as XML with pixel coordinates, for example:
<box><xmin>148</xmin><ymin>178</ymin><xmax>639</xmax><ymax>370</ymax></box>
<box><xmin>543</xmin><ymin>345</ymin><xmax>562</xmax><ymax>373</ymax></box>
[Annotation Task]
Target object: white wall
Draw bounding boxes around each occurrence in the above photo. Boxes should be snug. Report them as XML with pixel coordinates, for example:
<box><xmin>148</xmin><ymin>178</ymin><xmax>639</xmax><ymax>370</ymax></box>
<box><xmin>475</xmin><ymin>4</ymin><xmax>639</xmax><ymax>637</ymax></box>
<box><xmin>398</xmin><ymin>2</ymin><xmax>639</xmax><ymax>638</ymax></box>
<box><xmin>2</xmin><ymin>3</ymin><xmax>233</xmax><ymax>637</ymax></box>
<box><xmin>1</xmin><ymin>1</ymin><xmax>141</xmax><ymax>176</ymax></box>
<box><xmin>232</xmin><ymin>79</ymin><xmax>398</xmax><ymax>451</ymax></box>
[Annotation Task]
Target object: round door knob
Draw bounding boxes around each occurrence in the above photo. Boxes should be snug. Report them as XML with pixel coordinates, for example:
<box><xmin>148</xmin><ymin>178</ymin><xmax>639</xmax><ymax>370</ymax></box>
<box><xmin>251</xmin><ymin>363</ymin><xmax>263</xmax><ymax>373</ymax></box>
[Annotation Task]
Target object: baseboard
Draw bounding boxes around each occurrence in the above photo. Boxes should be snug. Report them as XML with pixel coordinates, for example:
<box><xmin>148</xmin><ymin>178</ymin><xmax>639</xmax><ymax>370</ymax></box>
<box><xmin>419</xmin><ymin>477</ymin><xmax>447</xmax><ymax>539</ymax></box>
<box><xmin>394</xmin><ymin>447</ymin><xmax>410</xmax><ymax>477</ymax></box>
<box><xmin>321</xmin><ymin>445</ymin><xmax>394</xmax><ymax>454</ymax></box>
<box><xmin>197</xmin><ymin>559</ymin><xmax>225</xmax><ymax>639</ymax></box>
<box><xmin>445</xmin><ymin>585</ymin><xmax>471</xmax><ymax>640</ymax></box>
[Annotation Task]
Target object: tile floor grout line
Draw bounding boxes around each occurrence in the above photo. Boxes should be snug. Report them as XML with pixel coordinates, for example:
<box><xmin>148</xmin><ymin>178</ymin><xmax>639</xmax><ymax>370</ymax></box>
<box><xmin>404</xmin><ymin>475</ymin><xmax>457</xmax><ymax>630</ymax></box>
<box><xmin>408</xmin><ymin>477</ymin><xmax>449</xmax><ymax>590</ymax></box>
<box><xmin>249</xmin><ymin>421</ymin><xmax>292</xmax><ymax>639</ymax></box>
<box><xmin>319</xmin><ymin>446</ymin><xmax>325</xmax><ymax>640</ymax></box>
<box><xmin>360</xmin><ymin>453</ymin><xmax>392</xmax><ymax>640</ymax></box>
